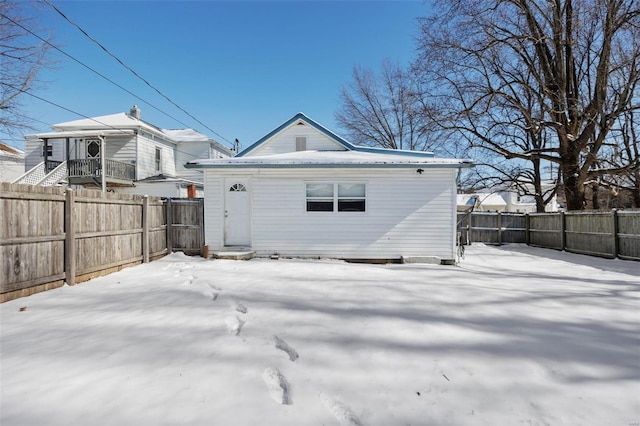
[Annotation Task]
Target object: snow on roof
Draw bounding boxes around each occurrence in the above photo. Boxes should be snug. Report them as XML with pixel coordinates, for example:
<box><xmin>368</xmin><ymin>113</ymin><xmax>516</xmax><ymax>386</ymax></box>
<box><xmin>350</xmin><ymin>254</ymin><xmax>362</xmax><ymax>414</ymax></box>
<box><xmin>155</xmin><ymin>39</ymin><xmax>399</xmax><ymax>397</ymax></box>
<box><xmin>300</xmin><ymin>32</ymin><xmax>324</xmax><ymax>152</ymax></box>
<box><xmin>52</xmin><ymin>112</ymin><xmax>161</xmax><ymax>132</ymax></box>
<box><xmin>187</xmin><ymin>150</ymin><xmax>473</xmax><ymax>169</ymax></box>
<box><xmin>135</xmin><ymin>174</ymin><xmax>203</xmax><ymax>186</ymax></box>
<box><xmin>28</xmin><ymin>129</ymin><xmax>136</xmax><ymax>139</ymax></box>
<box><xmin>458</xmin><ymin>193</ymin><xmax>507</xmax><ymax>207</ymax></box>
<box><xmin>161</xmin><ymin>128</ymin><xmax>210</xmax><ymax>142</ymax></box>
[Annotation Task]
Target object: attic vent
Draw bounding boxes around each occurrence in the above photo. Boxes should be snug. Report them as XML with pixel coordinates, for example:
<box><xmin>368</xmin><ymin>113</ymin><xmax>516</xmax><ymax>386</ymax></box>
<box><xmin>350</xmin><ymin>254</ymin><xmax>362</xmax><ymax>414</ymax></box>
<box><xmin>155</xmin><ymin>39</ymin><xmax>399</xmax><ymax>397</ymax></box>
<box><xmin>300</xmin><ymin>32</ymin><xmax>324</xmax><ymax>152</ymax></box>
<box><xmin>296</xmin><ymin>136</ymin><xmax>307</xmax><ymax>151</ymax></box>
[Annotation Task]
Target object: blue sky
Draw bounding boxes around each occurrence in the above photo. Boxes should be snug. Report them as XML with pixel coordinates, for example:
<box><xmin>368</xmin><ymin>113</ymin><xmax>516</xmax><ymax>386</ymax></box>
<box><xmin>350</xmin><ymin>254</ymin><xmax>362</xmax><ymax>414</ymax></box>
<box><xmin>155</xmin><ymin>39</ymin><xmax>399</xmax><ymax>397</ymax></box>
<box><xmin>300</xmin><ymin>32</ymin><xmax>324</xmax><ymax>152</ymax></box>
<box><xmin>6</xmin><ymin>0</ymin><xmax>427</xmax><ymax>151</ymax></box>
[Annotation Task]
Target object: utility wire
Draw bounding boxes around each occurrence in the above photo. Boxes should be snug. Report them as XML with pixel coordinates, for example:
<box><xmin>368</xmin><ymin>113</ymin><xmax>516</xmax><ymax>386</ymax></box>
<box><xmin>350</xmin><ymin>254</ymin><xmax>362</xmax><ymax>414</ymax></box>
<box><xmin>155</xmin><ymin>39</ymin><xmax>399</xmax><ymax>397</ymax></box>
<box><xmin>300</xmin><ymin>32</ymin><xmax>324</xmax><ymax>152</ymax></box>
<box><xmin>1</xmin><ymin>81</ymin><xmax>229</xmax><ymax>160</ymax></box>
<box><xmin>0</xmin><ymin>12</ymin><xmax>225</xmax><ymax>145</ymax></box>
<box><xmin>43</xmin><ymin>0</ymin><xmax>233</xmax><ymax>145</ymax></box>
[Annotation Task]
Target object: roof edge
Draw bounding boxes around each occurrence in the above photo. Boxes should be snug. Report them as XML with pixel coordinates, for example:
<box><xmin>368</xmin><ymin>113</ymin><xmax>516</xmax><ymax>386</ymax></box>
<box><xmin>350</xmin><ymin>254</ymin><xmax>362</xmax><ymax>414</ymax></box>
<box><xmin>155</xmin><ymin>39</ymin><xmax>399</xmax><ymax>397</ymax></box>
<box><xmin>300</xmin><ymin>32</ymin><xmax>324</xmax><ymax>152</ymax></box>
<box><xmin>185</xmin><ymin>161</ymin><xmax>474</xmax><ymax>170</ymax></box>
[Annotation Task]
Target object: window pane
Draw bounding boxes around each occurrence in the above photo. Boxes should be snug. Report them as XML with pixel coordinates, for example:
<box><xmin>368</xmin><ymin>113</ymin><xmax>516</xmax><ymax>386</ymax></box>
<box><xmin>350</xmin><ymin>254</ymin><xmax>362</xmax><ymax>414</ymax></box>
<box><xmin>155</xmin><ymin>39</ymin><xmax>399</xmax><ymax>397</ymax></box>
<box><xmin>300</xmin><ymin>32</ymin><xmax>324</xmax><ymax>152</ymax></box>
<box><xmin>307</xmin><ymin>200</ymin><xmax>334</xmax><ymax>211</ymax></box>
<box><xmin>338</xmin><ymin>199</ymin><xmax>365</xmax><ymax>212</ymax></box>
<box><xmin>338</xmin><ymin>183</ymin><xmax>365</xmax><ymax>197</ymax></box>
<box><xmin>306</xmin><ymin>183</ymin><xmax>333</xmax><ymax>197</ymax></box>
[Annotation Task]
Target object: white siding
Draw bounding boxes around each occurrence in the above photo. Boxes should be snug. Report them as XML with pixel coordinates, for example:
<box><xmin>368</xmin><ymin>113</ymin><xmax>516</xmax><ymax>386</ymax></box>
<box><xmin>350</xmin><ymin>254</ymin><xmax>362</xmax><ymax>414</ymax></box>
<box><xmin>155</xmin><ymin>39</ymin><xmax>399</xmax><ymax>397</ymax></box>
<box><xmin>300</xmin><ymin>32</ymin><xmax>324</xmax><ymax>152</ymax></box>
<box><xmin>247</xmin><ymin>124</ymin><xmax>346</xmax><ymax>157</ymax></box>
<box><xmin>175</xmin><ymin>141</ymin><xmax>208</xmax><ymax>182</ymax></box>
<box><xmin>0</xmin><ymin>155</ymin><xmax>24</xmax><ymax>182</ymax></box>
<box><xmin>137</xmin><ymin>135</ymin><xmax>176</xmax><ymax>179</ymax></box>
<box><xmin>204</xmin><ymin>168</ymin><xmax>458</xmax><ymax>261</ymax></box>
<box><xmin>106</xmin><ymin>136</ymin><xmax>136</xmax><ymax>164</ymax></box>
<box><xmin>24</xmin><ymin>137</ymin><xmax>66</xmax><ymax>170</ymax></box>
<box><xmin>24</xmin><ymin>136</ymin><xmax>42</xmax><ymax>171</ymax></box>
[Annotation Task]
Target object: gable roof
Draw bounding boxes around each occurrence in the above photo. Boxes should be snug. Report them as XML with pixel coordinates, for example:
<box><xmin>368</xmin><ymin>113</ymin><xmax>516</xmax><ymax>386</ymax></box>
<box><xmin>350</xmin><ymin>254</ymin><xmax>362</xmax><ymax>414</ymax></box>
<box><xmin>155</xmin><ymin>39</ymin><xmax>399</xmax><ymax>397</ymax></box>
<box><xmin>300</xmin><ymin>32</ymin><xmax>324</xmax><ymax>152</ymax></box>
<box><xmin>236</xmin><ymin>112</ymin><xmax>436</xmax><ymax>158</ymax></box>
<box><xmin>52</xmin><ymin>112</ymin><xmax>163</xmax><ymax>134</ymax></box>
<box><xmin>0</xmin><ymin>142</ymin><xmax>24</xmax><ymax>158</ymax></box>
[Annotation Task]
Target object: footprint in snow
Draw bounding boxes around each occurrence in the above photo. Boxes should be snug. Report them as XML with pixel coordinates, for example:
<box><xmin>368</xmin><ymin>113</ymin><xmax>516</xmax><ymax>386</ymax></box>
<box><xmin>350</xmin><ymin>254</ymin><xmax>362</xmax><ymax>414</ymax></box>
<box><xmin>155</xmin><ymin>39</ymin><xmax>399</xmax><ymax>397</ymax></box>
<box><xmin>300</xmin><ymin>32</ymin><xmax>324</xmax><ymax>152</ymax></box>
<box><xmin>180</xmin><ymin>275</ymin><xmax>196</xmax><ymax>285</ymax></box>
<box><xmin>319</xmin><ymin>392</ymin><xmax>362</xmax><ymax>426</ymax></box>
<box><xmin>225</xmin><ymin>316</ymin><xmax>245</xmax><ymax>336</ymax></box>
<box><xmin>232</xmin><ymin>300</ymin><xmax>248</xmax><ymax>314</ymax></box>
<box><xmin>262</xmin><ymin>367</ymin><xmax>291</xmax><ymax>405</ymax></box>
<box><xmin>272</xmin><ymin>335</ymin><xmax>298</xmax><ymax>361</ymax></box>
<box><xmin>205</xmin><ymin>283</ymin><xmax>222</xmax><ymax>301</ymax></box>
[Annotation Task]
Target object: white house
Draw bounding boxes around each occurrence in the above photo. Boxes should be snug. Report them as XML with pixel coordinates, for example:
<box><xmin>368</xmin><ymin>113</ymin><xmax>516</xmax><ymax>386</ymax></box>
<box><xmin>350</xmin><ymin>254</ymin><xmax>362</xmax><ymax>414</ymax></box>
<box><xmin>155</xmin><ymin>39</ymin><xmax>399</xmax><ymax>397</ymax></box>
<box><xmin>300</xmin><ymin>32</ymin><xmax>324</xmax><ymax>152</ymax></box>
<box><xmin>457</xmin><ymin>193</ymin><xmax>508</xmax><ymax>212</ymax></box>
<box><xmin>0</xmin><ymin>142</ymin><xmax>25</xmax><ymax>182</ymax></box>
<box><xmin>186</xmin><ymin>113</ymin><xmax>474</xmax><ymax>263</ymax></box>
<box><xmin>499</xmin><ymin>183</ymin><xmax>560</xmax><ymax>212</ymax></box>
<box><xmin>17</xmin><ymin>106</ymin><xmax>232</xmax><ymax>196</ymax></box>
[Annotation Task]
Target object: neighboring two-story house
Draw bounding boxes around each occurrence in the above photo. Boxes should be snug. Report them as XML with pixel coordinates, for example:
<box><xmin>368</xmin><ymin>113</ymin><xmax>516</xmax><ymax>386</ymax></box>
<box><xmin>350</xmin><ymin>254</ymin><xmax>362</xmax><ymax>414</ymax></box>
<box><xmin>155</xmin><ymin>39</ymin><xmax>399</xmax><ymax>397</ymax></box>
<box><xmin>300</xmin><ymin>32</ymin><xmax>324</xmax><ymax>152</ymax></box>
<box><xmin>17</xmin><ymin>106</ymin><xmax>232</xmax><ymax>197</ymax></box>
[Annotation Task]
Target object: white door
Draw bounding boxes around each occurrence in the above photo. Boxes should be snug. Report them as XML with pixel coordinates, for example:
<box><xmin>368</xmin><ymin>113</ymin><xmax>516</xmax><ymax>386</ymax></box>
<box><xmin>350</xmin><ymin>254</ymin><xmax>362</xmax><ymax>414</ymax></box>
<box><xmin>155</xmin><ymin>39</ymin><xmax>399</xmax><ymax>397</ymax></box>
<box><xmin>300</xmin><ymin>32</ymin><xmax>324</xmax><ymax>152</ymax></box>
<box><xmin>224</xmin><ymin>179</ymin><xmax>251</xmax><ymax>246</ymax></box>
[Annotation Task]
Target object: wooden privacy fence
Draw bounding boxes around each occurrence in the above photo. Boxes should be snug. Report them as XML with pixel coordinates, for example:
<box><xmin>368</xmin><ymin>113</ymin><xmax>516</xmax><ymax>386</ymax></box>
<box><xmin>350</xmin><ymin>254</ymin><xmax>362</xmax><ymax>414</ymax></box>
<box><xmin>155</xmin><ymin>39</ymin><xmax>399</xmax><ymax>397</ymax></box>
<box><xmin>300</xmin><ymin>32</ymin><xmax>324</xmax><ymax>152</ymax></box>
<box><xmin>166</xmin><ymin>198</ymin><xmax>204</xmax><ymax>256</ymax></box>
<box><xmin>458</xmin><ymin>210</ymin><xmax>640</xmax><ymax>261</ymax></box>
<box><xmin>1</xmin><ymin>183</ymin><xmax>205</xmax><ymax>302</ymax></box>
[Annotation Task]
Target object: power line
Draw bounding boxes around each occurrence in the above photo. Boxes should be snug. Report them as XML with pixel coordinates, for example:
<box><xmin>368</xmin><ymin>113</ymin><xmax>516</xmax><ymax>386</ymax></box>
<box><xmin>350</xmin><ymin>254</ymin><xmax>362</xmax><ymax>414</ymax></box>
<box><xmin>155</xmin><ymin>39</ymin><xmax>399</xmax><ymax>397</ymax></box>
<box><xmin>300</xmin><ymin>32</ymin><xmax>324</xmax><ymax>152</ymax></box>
<box><xmin>1</xmin><ymin>81</ymin><xmax>229</xmax><ymax>161</ymax></box>
<box><xmin>43</xmin><ymin>0</ymin><xmax>233</xmax><ymax>145</ymax></box>
<box><xmin>0</xmin><ymin>11</ymin><xmax>231</xmax><ymax>147</ymax></box>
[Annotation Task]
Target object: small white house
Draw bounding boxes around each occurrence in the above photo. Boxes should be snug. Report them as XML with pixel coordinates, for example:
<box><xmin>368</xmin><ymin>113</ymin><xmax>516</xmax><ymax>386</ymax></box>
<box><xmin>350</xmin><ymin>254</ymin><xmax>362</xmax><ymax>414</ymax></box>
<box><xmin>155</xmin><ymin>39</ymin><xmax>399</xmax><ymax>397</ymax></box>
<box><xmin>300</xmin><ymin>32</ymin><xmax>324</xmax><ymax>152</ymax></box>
<box><xmin>457</xmin><ymin>193</ymin><xmax>508</xmax><ymax>212</ymax></box>
<box><xmin>0</xmin><ymin>142</ymin><xmax>25</xmax><ymax>182</ymax></box>
<box><xmin>186</xmin><ymin>113</ymin><xmax>473</xmax><ymax>263</ymax></box>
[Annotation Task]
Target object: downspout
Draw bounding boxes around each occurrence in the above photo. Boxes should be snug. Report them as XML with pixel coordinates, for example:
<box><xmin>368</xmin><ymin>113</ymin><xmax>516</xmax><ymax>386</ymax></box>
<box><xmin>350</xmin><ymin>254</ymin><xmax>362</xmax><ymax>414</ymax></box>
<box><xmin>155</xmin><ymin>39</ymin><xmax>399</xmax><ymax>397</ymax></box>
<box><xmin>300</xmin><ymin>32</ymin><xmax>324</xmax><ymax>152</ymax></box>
<box><xmin>43</xmin><ymin>138</ymin><xmax>49</xmax><ymax>171</ymax></box>
<box><xmin>100</xmin><ymin>136</ymin><xmax>106</xmax><ymax>192</ymax></box>
<box><xmin>134</xmin><ymin>130</ymin><xmax>139</xmax><ymax>181</ymax></box>
<box><xmin>65</xmin><ymin>138</ymin><xmax>70</xmax><ymax>183</ymax></box>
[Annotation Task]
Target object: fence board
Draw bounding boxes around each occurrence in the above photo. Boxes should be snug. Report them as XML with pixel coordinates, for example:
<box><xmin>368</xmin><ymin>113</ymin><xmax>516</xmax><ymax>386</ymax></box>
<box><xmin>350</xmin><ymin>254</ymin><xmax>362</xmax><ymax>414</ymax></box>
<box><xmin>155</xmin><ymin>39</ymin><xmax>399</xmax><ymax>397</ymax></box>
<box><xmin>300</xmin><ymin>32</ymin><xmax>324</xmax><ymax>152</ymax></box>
<box><xmin>2</xmin><ymin>183</ymin><xmax>205</xmax><ymax>302</ymax></box>
<box><xmin>617</xmin><ymin>211</ymin><xmax>640</xmax><ymax>260</ymax></box>
<box><xmin>166</xmin><ymin>198</ymin><xmax>204</xmax><ymax>255</ymax></box>
<box><xmin>458</xmin><ymin>210</ymin><xmax>640</xmax><ymax>261</ymax></box>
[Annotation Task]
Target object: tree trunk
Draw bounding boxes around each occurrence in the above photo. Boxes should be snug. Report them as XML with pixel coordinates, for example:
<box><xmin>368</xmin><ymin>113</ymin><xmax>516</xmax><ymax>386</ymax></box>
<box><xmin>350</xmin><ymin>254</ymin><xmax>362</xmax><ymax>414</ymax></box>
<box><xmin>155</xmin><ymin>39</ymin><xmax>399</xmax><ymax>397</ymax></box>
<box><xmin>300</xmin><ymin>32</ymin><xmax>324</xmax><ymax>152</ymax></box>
<box><xmin>562</xmin><ymin>165</ymin><xmax>586</xmax><ymax>210</ymax></box>
<box><xmin>591</xmin><ymin>183</ymin><xmax>600</xmax><ymax>210</ymax></box>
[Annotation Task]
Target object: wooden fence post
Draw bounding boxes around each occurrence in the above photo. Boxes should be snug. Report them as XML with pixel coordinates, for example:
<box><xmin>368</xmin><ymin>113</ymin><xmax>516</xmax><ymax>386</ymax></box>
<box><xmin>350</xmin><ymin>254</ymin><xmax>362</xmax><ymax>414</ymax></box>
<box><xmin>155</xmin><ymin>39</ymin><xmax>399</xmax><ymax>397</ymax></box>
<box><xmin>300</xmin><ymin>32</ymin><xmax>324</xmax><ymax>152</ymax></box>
<box><xmin>64</xmin><ymin>189</ymin><xmax>76</xmax><ymax>285</ymax></box>
<box><xmin>166</xmin><ymin>198</ymin><xmax>173</xmax><ymax>253</ymax></box>
<box><xmin>612</xmin><ymin>209</ymin><xmax>619</xmax><ymax>259</ymax></box>
<box><xmin>466</xmin><ymin>211</ymin><xmax>471</xmax><ymax>245</ymax></box>
<box><xmin>497</xmin><ymin>212</ymin><xmax>502</xmax><ymax>245</ymax></box>
<box><xmin>525</xmin><ymin>213</ymin><xmax>530</xmax><ymax>245</ymax></box>
<box><xmin>560</xmin><ymin>211</ymin><xmax>566</xmax><ymax>251</ymax></box>
<box><xmin>142</xmin><ymin>195</ymin><xmax>149</xmax><ymax>263</ymax></box>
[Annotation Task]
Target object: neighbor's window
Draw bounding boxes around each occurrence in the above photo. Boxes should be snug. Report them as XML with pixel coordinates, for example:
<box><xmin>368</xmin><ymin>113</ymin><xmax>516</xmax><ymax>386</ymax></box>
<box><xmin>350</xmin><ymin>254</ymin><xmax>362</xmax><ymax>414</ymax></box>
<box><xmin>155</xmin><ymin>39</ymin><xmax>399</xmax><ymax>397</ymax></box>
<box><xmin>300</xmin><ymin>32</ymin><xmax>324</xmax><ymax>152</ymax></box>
<box><xmin>155</xmin><ymin>147</ymin><xmax>161</xmax><ymax>172</ymax></box>
<box><xmin>42</xmin><ymin>145</ymin><xmax>53</xmax><ymax>157</ymax></box>
<box><xmin>306</xmin><ymin>183</ymin><xmax>366</xmax><ymax>212</ymax></box>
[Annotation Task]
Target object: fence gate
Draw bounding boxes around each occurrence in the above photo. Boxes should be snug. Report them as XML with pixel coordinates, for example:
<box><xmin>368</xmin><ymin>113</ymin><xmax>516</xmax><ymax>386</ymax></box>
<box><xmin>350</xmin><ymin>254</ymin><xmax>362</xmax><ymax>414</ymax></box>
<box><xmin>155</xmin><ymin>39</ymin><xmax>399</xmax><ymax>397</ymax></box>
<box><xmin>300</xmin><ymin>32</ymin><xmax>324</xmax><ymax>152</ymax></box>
<box><xmin>165</xmin><ymin>198</ymin><xmax>204</xmax><ymax>255</ymax></box>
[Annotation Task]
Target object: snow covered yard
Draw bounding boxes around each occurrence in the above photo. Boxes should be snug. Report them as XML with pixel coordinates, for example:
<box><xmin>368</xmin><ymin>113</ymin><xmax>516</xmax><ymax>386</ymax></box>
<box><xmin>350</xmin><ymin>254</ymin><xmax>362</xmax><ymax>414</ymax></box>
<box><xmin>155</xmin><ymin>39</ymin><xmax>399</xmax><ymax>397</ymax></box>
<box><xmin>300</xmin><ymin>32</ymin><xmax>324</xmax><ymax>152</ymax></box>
<box><xmin>1</xmin><ymin>244</ymin><xmax>639</xmax><ymax>426</ymax></box>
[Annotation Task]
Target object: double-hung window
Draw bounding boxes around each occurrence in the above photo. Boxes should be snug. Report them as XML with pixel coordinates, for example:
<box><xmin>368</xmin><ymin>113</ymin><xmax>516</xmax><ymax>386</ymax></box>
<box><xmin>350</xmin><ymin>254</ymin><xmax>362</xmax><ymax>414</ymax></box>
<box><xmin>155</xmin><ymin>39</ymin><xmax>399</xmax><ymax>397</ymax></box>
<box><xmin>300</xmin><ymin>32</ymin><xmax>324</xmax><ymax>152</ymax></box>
<box><xmin>306</xmin><ymin>182</ymin><xmax>366</xmax><ymax>212</ymax></box>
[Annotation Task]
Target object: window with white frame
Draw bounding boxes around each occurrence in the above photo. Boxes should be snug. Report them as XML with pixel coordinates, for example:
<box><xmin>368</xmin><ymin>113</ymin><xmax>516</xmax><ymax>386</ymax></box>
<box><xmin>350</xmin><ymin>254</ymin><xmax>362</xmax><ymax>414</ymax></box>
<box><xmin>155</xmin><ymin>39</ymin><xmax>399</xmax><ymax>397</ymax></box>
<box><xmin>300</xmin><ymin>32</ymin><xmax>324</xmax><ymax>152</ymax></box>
<box><xmin>155</xmin><ymin>147</ymin><xmax>161</xmax><ymax>172</ymax></box>
<box><xmin>306</xmin><ymin>182</ymin><xmax>366</xmax><ymax>212</ymax></box>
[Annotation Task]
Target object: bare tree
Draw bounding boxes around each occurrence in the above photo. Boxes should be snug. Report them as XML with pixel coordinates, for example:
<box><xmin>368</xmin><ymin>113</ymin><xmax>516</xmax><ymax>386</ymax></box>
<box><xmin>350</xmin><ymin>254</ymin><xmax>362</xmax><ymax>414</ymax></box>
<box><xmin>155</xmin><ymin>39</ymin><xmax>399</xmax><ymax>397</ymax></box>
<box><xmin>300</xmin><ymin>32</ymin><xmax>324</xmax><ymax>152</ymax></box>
<box><xmin>0</xmin><ymin>1</ymin><xmax>52</xmax><ymax>140</ymax></box>
<box><xmin>335</xmin><ymin>60</ymin><xmax>451</xmax><ymax>154</ymax></box>
<box><xmin>589</xmin><ymin>109</ymin><xmax>640</xmax><ymax>208</ymax></box>
<box><xmin>415</xmin><ymin>0</ymin><xmax>640</xmax><ymax>210</ymax></box>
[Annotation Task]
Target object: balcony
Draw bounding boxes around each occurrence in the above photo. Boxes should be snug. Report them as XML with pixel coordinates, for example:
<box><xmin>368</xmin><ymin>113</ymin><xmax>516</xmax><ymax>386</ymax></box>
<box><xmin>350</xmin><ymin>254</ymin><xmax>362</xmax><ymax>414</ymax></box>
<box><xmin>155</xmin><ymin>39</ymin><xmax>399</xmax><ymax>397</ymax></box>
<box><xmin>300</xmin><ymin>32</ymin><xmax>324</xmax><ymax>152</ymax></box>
<box><xmin>67</xmin><ymin>158</ymin><xmax>136</xmax><ymax>186</ymax></box>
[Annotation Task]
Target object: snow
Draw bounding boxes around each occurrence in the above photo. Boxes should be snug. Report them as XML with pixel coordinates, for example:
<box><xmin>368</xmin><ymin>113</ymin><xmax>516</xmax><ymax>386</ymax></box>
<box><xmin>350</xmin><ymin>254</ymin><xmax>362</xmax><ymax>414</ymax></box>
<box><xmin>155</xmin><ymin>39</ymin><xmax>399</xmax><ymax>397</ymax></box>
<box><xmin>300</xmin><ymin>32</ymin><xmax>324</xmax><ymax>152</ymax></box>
<box><xmin>162</xmin><ymin>128</ymin><xmax>211</xmax><ymax>142</ymax></box>
<box><xmin>188</xmin><ymin>149</ymin><xmax>471</xmax><ymax>167</ymax></box>
<box><xmin>1</xmin><ymin>244</ymin><xmax>639</xmax><ymax>425</ymax></box>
